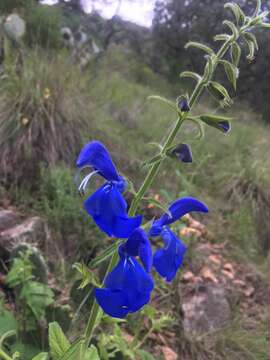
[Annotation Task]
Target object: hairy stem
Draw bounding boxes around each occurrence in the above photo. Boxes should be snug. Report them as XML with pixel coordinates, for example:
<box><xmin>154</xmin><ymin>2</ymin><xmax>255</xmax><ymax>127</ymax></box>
<box><xmin>83</xmin><ymin>26</ymin><xmax>241</xmax><ymax>351</ymax></box>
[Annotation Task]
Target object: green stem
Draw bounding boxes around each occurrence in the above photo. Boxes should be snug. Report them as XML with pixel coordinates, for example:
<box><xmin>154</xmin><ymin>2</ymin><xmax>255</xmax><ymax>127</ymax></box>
<box><xmin>83</xmin><ymin>28</ymin><xmax>238</xmax><ymax>351</ymax></box>
<box><xmin>0</xmin><ymin>349</ymin><xmax>12</xmax><ymax>360</ymax></box>
<box><xmin>132</xmin><ymin>326</ymin><xmax>155</xmax><ymax>352</ymax></box>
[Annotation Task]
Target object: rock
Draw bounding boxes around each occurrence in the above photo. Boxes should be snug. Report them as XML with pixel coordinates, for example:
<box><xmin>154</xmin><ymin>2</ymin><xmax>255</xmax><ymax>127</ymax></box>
<box><xmin>0</xmin><ymin>209</ymin><xmax>20</xmax><ymax>232</ymax></box>
<box><xmin>182</xmin><ymin>285</ymin><xmax>231</xmax><ymax>335</ymax></box>
<box><xmin>162</xmin><ymin>346</ymin><xmax>177</xmax><ymax>360</ymax></box>
<box><xmin>0</xmin><ymin>217</ymin><xmax>49</xmax><ymax>258</ymax></box>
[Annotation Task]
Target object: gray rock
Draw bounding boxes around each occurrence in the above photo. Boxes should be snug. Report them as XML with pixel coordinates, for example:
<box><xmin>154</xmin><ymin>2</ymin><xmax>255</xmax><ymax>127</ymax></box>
<box><xmin>0</xmin><ymin>209</ymin><xmax>20</xmax><ymax>232</ymax></box>
<box><xmin>183</xmin><ymin>285</ymin><xmax>231</xmax><ymax>335</ymax></box>
<box><xmin>0</xmin><ymin>217</ymin><xmax>49</xmax><ymax>258</ymax></box>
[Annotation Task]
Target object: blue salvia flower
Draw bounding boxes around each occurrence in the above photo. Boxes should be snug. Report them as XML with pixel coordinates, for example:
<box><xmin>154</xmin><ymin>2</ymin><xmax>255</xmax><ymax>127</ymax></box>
<box><xmin>149</xmin><ymin>197</ymin><xmax>208</xmax><ymax>281</ymax></box>
<box><xmin>95</xmin><ymin>231</ymin><xmax>154</xmax><ymax>318</ymax></box>
<box><xmin>76</xmin><ymin>141</ymin><xmax>142</xmax><ymax>238</ymax></box>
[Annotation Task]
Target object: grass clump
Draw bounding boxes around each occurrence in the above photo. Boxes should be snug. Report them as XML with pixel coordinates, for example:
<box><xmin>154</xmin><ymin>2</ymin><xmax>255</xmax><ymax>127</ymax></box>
<box><xmin>0</xmin><ymin>50</ymin><xmax>89</xmax><ymax>183</ymax></box>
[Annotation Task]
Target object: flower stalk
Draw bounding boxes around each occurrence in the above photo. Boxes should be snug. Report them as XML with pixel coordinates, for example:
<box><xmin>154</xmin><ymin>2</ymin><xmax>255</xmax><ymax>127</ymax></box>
<box><xmin>81</xmin><ymin>0</ymin><xmax>269</xmax><ymax>352</ymax></box>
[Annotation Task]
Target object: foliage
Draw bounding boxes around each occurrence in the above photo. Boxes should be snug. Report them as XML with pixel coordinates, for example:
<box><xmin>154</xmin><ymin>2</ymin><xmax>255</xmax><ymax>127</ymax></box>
<box><xmin>0</xmin><ymin>0</ymin><xmax>34</xmax><ymax>14</ymax></box>
<box><xmin>0</xmin><ymin>50</ymin><xmax>89</xmax><ymax>183</ymax></box>
<box><xmin>24</xmin><ymin>4</ymin><xmax>62</xmax><ymax>49</ymax></box>
<box><xmin>6</xmin><ymin>250</ymin><xmax>54</xmax><ymax>332</ymax></box>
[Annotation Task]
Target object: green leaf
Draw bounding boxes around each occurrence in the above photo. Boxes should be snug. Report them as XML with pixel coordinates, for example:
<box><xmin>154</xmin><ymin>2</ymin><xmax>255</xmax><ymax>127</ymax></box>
<box><xmin>244</xmin><ymin>38</ymin><xmax>255</xmax><ymax>61</ymax></box>
<box><xmin>136</xmin><ymin>350</ymin><xmax>156</xmax><ymax>360</ymax></box>
<box><xmin>59</xmin><ymin>339</ymin><xmax>84</xmax><ymax>360</ymax></box>
<box><xmin>253</xmin><ymin>0</ymin><xmax>261</xmax><ymax>17</ymax></box>
<box><xmin>85</xmin><ymin>345</ymin><xmax>100</xmax><ymax>360</ymax></box>
<box><xmin>224</xmin><ymin>3</ymin><xmax>245</xmax><ymax>25</ymax></box>
<box><xmin>147</xmin><ymin>95</ymin><xmax>177</xmax><ymax>113</ymax></box>
<box><xmin>20</xmin><ymin>282</ymin><xmax>54</xmax><ymax>320</ymax></box>
<box><xmin>73</xmin><ymin>262</ymin><xmax>100</xmax><ymax>288</ymax></box>
<box><xmin>214</xmin><ymin>34</ymin><xmax>231</xmax><ymax>42</ymax></box>
<box><xmin>230</xmin><ymin>42</ymin><xmax>241</xmax><ymax>66</ymax></box>
<box><xmin>180</xmin><ymin>71</ymin><xmax>202</xmax><ymax>82</ymax></box>
<box><xmin>32</xmin><ymin>353</ymin><xmax>49</xmax><ymax>360</ymax></box>
<box><xmin>88</xmin><ymin>242</ymin><xmax>121</xmax><ymax>270</ymax></box>
<box><xmin>223</xmin><ymin>20</ymin><xmax>239</xmax><ymax>38</ymax></box>
<box><xmin>49</xmin><ymin>322</ymin><xmax>70</xmax><ymax>360</ymax></box>
<box><xmin>219</xmin><ymin>60</ymin><xmax>239</xmax><ymax>91</ymax></box>
<box><xmin>185</xmin><ymin>41</ymin><xmax>215</xmax><ymax>55</ymax></box>
<box><xmin>243</xmin><ymin>32</ymin><xmax>259</xmax><ymax>50</ymax></box>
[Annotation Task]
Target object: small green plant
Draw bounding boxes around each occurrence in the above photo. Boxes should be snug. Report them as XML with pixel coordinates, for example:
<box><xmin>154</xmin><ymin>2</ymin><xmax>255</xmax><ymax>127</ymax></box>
<box><xmin>6</xmin><ymin>250</ymin><xmax>54</xmax><ymax>333</ymax></box>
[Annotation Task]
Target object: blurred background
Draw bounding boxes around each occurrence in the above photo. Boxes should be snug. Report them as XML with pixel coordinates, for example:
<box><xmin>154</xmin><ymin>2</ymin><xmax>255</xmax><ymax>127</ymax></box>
<box><xmin>0</xmin><ymin>0</ymin><xmax>270</xmax><ymax>359</ymax></box>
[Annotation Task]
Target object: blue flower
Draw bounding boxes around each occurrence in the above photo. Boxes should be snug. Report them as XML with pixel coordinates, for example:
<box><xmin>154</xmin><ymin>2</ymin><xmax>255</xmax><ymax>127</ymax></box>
<box><xmin>150</xmin><ymin>197</ymin><xmax>208</xmax><ymax>281</ymax></box>
<box><xmin>95</xmin><ymin>247</ymin><xmax>154</xmax><ymax>318</ymax></box>
<box><xmin>154</xmin><ymin>227</ymin><xmax>187</xmax><ymax>282</ymax></box>
<box><xmin>77</xmin><ymin>141</ymin><xmax>142</xmax><ymax>238</ymax></box>
<box><xmin>120</xmin><ymin>228</ymin><xmax>153</xmax><ymax>272</ymax></box>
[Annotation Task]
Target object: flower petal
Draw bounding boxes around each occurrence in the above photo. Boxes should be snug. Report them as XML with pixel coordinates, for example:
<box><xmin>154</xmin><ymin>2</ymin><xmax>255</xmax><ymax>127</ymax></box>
<box><xmin>151</xmin><ymin>197</ymin><xmax>208</xmax><ymax>232</ymax></box>
<box><xmin>84</xmin><ymin>184</ymin><xmax>141</xmax><ymax>238</ymax></box>
<box><xmin>104</xmin><ymin>256</ymin><xmax>153</xmax><ymax>314</ymax></box>
<box><xmin>153</xmin><ymin>228</ymin><xmax>187</xmax><ymax>282</ymax></box>
<box><xmin>77</xmin><ymin>141</ymin><xmax>121</xmax><ymax>182</ymax></box>
<box><xmin>113</xmin><ymin>215</ymin><xmax>143</xmax><ymax>239</ymax></box>
<box><xmin>123</xmin><ymin>229</ymin><xmax>153</xmax><ymax>272</ymax></box>
<box><xmin>95</xmin><ymin>288</ymin><xmax>129</xmax><ymax>318</ymax></box>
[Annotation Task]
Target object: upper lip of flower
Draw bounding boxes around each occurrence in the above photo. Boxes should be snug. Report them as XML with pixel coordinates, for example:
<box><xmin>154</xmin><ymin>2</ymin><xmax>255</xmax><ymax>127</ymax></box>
<box><xmin>76</xmin><ymin>141</ymin><xmax>126</xmax><ymax>196</ymax></box>
<box><xmin>150</xmin><ymin>196</ymin><xmax>209</xmax><ymax>236</ymax></box>
<box><xmin>76</xmin><ymin>141</ymin><xmax>142</xmax><ymax>238</ymax></box>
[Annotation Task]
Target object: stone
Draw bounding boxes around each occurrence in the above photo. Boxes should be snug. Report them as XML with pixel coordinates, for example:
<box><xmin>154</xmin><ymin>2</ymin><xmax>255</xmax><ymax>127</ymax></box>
<box><xmin>182</xmin><ymin>285</ymin><xmax>231</xmax><ymax>335</ymax></box>
<box><xmin>0</xmin><ymin>217</ymin><xmax>49</xmax><ymax>258</ymax></box>
<box><xmin>0</xmin><ymin>209</ymin><xmax>20</xmax><ymax>232</ymax></box>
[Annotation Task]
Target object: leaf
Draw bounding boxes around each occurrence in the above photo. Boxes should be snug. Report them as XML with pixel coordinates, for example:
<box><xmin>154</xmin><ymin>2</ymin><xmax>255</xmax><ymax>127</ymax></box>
<box><xmin>214</xmin><ymin>34</ymin><xmax>231</xmax><ymax>42</ymax></box>
<box><xmin>59</xmin><ymin>339</ymin><xmax>84</xmax><ymax>360</ymax></box>
<box><xmin>147</xmin><ymin>95</ymin><xmax>177</xmax><ymax>113</ymax></box>
<box><xmin>219</xmin><ymin>60</ymin><xmax>239</xmax><ymax>91</ymax></box>
<box><xmin>73</xmin><ymin>262</ymin><xmax>99</xmax><ymax>289</ymax></box>
<box><xmin>230</xmin><ymin>42</ymin><xmax>241</xmax><ymax>66</ymax></box>
<box><xmin>243</xmin><ymin>32</ymin><xmax>259</xmax><ymax>51</ymax></box>
<box><xmin>88</xmin><ymin>242</ymin><xmax>121</xmax><ymax>270</ymax></box>
<box><xmin>223</xmin><ymin>20</ymin><xmax>239</xmax><ymax>38</ymax></box>
<box><xmin>224</xmin><ymin>3</ymin><xmax>245</xmax><ymax>25</ymax></box>
<box><xmin>32</xmin><ymin>353</ymin><xmax>49</xmax><ymax>360</ymax></box>
<box><xmin>136</xmin><ymin>350</ymin><xmax>156</xmax><ymax>360</ymax></box>
<box><xmin>49</xmin><ymin>322</ymin><xmax>70</xmax><ymax>360</ymax></box>
<box><xmin>180</xmin><ymin>71</ymin><xmax>202</xmax><ymax>82</ymax></box>
<box><xmin>84</xmin><ymin>345</ymin><xmax>100</xmax><ymax>360</ymax></box>
<box><xmin>244</xmin><ymin>38</ymin><xmax>255</xmax><ymax>61</ymax></box>
<box><xmin>253</xmin><ymin>0</ymin><xmax>261</xmax><ymax>17</ymax></box>
<box><xmin>20</xmin><ymin>282</ymin><xmax>54</xmax><ymax>320</ymax></box>
<box><xmin>185</xmin><ymin>41</ymin><xmax>215</xmax><ymax>55</ymax></box>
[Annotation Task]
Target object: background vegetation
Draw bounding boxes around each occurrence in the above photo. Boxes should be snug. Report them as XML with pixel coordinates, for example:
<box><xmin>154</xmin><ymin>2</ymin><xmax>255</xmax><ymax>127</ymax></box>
<box><xmin>0</xmin><ymin>0</ymin><xmax>270</xmax><ymax>359</ymax></box>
